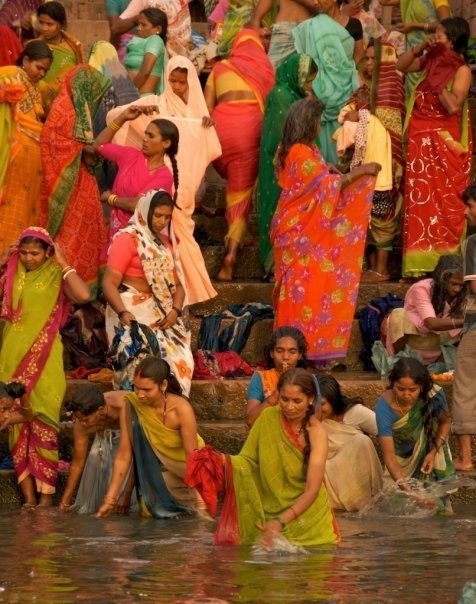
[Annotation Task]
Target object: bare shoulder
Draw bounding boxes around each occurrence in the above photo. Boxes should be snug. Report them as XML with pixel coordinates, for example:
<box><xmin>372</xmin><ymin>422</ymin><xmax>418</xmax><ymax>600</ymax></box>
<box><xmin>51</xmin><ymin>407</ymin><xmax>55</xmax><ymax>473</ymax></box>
<box><xmin>105</xmin><ymin>390</ymin><xmax>129</xmax><ymax>409</ymax></box>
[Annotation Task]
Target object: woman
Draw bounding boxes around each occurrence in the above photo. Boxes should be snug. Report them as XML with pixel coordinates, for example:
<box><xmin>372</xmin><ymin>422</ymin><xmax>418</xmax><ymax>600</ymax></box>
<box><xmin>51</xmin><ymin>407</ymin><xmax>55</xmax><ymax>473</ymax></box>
<box><xmin>96</xmin><ymin>356</ymin><xmax>205</xmax><ymax>518</ymax></box>
<box><xmin>0</xmin><ymin>24</ymin><xmax>22</xmax><ymax>66</ymax></box>
<box><xmin>106</xmin><ymin>55</ymin><xmax>222</xmax><ymax>304</ymax></box>
<box><xmin>257</xmin><ymin>53</ymin><xmax>317</xmax><ymax>277</ymax></box>
<box><xmin>205</xmin><ymin>28</ymin><xmax>275</xmax><ymax>281</ymax></box>
<box><xmin>336</xmin><ymin>39</ymin><xmax>405</xmax><ymax>282</ymax></box>
<box><xmin>39</xmin><ymin>64</ymin><xmax>111</xmax><ymax>297</ymax></box>
<box><xmin>376</xmin><ymin>358</ymin><xmax>455</xmax><ymax>509</ymax></box>
<box><xmin>93</xmin><ymin>106</ymin><xmax>178</xmax><ymax>242</ymax></box>
<box><xmin>397</xmin><ymin>18</ymin><xmax>472</xmax><ymax>278</ymax></box>
<box><xmin>189</xmin><ymin>368</ymin><xmax>340</xmax><ymax>546</ymax></box>
<box><xmin>124</xmin><ymin>8</ymin><xmax>167</xmax><ymax>95</ymax></box>
<box><xmin>318</xmin><ymin>375</ymin><xmax>383</xmax><ymax>511</ymax></box>
<box><xmin>0</xmin><ymin>41</ymin><xmax>52</xmax><ymax>251</ymax></box>
<box><xmin>383</xmin><ymin>254</ymin><xmax>466</xmax><ymax>366</ymax></box>
<box><xmin>292</xmin><ymin>0</ymin><xmax>363</xmax><ymax>163</ymax></box>
<box><xmin>103</xmin><ymin>190</ymin><xmax>194</xmax><ymax>395</ymax></box>
<box><xmin>36</xmin><ymin>1</ymin><xmax>84</xmax><ymax>107</ymax></box>
<box><xmin>246</xmin><ymin>325</ymin><xmax>308</xmax><ymax>427</ymax></box>
<box><xmin>272</xmin><ymin>98</ymin><xmax>380</xmax><ymax>362</ymax></box>
<box><xmin>0</xmin><ymin>226</ymin><xmax>90</xmax><ymax>506</ymax></box>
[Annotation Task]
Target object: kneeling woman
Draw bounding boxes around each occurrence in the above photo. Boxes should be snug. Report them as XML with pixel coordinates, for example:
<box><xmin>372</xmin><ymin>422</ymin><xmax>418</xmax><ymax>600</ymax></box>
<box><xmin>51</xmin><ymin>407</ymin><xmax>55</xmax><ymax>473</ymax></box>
<box><xmin>97</xmin><ymin>357</ymin><xmax>206</xmax><ymax>518</ymax></box>
<box><xmin>318</xmin><ymin>376</ymin><xmax>383</xmax><ymax>511</ymax></box>
<box><xmin>103</xmin><ymin>190</ymin><xmax>194</xmax><ymax>395</ymax></box>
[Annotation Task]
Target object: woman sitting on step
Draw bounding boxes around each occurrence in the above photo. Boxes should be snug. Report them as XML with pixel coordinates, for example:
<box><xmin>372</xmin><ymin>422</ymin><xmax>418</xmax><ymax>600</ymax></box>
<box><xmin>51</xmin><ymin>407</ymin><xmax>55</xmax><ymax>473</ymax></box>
<box><xmin>96</xmin><ymin>356</ymin><xmax>207</xmax><ymax>518</ymax></box>
<box><xmin>317</xmin><ymin>375</ymin><xmax>383</xmax><ymax>512</ymax></box>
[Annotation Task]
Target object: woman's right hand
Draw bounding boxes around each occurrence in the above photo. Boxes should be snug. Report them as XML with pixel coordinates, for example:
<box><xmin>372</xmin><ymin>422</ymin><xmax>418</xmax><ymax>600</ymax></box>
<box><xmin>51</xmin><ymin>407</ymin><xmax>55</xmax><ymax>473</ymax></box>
<box><xmin>119</xmin><ymin>310</ymin><xmax>136</xmax><ymax>327</ymax></box>
<box><xmin>360</xmin><ymin>162</ymin><xmax>382</xmax><ymax>177</ymax></box>
<box><xmin>120</xmin><ymin>105</ymin><xmax>159</xmax><ymax>122</ymax></box>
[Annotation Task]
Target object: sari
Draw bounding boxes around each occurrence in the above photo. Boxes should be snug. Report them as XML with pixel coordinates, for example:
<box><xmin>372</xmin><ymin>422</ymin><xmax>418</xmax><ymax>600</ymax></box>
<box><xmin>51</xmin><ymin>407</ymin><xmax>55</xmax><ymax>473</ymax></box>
<box><xmin>293</xmin><ymin>14</ymin><xmax>359</xmax><ymax>164</ymax></box>
<box><xmin>402</xmin><ymin>44</ymin><xmax>472</xmax><ymax>278</ymax></box>
<box><xmin>0</xmin><ymin>226</ymin><xmax>71</xmax><ymax>495</ymax></box>
<box><xmin>127</xmin><ymin>392</ymin><xmax>206</xmax><ymax>516</ymax></box>
<box><xmin>105</xmin><ymin>191</ymin><xmax>195</xmax><ymax>395</ymax></box>
<box><xmin>257</xmin><ymin>53</ymin><xmax>315</xmax><ymax>271</ymax></box>
<box><xmin>215</xmin><ymin>407</ymin><xmax>339</xmax><ymax>546</ymax></box>
<box><xmin>107</xmin><ymin>56</ymin><xmax>221</xmax><ymax>304</ymax></box>
<box><xmin>0</xmin><ymin>25</ymin><xmax>22</xmax><ymax>66</ymax></box>
<box><xmin>39</xmin><ymin>65</ymin><xmax>110</xmax><ymax>298</ymax></box>
<box><xmin>0</xmin><ymin>66</ymin><xmax>46</xmax><ymax>250</ymax></box>
<box><xmin>271</xmin><ymin>143</ymin><xmax>376</xmax><ymax>361</ymax></box>
<box><xmin>210</xmin><ymin>29</ymin><xmax>275</xmax><ymax>248</ymax></box>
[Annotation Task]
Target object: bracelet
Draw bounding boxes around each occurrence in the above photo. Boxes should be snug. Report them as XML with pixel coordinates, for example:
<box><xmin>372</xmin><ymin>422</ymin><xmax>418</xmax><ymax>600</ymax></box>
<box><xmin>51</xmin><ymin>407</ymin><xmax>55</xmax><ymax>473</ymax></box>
<box><xmin>107</xmin><ymin>194</ymin><xmax>118</xmax><ymax>207</ymax></box>
<box><xmin>62</xmin><ymin>268</ymin><xmax>77</xmax><ymax>281</ymax></box>
<box><xmin>289</xmin><ymin>505</ymin><xmax>298</xmax><ymax>521</ymax></box>
<box><xmin>61</xmin><ymin>265</ymin><xmax>72</xmax><ymax>274</ymax></box>
<box><xmin>171</xmin><ymin>305</ymin><xmax>182</xmax><ymax>316</ymax></box>
<box><xmin>276</xmin><ymin>515</ymin><xmax>286</xmax><ymax>529</ymax></box>
<box><xmin>20</xmin><ymin>403</ymin><xmax>32</xmax><ymax>410</ymax></box>
<box><xmin>108</xmin><ymin>120</ymin><xmax>121</xmax><ymax>133</ymax></box>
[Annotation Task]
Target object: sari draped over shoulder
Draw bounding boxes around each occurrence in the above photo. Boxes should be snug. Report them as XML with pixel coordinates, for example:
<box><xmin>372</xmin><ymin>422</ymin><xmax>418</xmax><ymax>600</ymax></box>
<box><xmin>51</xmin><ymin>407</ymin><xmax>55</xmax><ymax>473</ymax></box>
<box><xmin>0</xmin><ymin>25</ymin><xmax>22</xmax><ymax>66</ymax></box>
<box><xmin>271</xmin><ymin>143</ymin><xmax>375</xmax><ymax>361</ymax></box>
<box><xmin>107</xmin><ymin>57</ymin><xmax>221</xmax><ymax>304</ymax></box>
<box><xmin>127</xmin><ymin>392</ymin><xmax>206</xmax><ymax>517</ymax></box>
<box><xmin>215</xmin><ymin>407</ymin><xmax>339</xmax><ymax>546</ymax></box>
<box><xmin>0</xmin><ymin>67</ymin><xmax>45</xmax><ymax>249</ymax></box>
<box><xmin>293</xmin><ymin>14</ymin><xmax>359</xmax><ymax>163</ymax></box>
<box><xmin>0</xmin><ymin>228</ymin><xmax>70</xmax><ymax>495</ymax></box>
<box><xmin>257</xmin><ymin>53</ymin><xmax>315</xmax><ymax>270</ymax></box>
<box><xmin>40</xmin><ymin>65</ymin><xmax>110</xmax><ymax>297</ymax></box>
<box><xmin>402</xmin><ymin>44</ymin><xmax>472</xmax><ymax>277</ymax></box>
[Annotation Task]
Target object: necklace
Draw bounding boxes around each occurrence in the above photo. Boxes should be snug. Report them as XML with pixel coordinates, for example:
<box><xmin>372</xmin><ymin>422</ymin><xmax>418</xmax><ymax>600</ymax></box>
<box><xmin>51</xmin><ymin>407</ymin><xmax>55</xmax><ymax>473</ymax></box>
<box><xmin>147</xmin><ymin>158</ymin><xmax>165</xmax><ymax>172</ymax></box>
<box><xmin>394</xmin><ymin>398</ymin><xmax>411</xmax><ymax>416</ymax></box>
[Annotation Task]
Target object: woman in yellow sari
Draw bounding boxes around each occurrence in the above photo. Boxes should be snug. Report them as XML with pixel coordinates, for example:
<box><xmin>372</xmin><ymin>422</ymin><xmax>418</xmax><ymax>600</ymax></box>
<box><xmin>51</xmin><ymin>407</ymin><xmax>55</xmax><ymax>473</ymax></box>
<box><xmin>0</xmin><ymin>40</ymin><xmax>53</xmax><ymax>251</ymax></box>
<box><xmin>36</xmin><ymin>1</ymin><xmax>84</xmax><ymax>107</ymax></box>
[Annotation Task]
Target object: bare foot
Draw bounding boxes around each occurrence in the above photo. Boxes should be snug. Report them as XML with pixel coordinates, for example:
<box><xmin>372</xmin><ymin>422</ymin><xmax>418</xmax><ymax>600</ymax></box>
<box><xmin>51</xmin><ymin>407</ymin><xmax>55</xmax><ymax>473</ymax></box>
<box><xmin>454</xmin><ymin>459</ymin><xmax>475</xmax><ymax>472</ymax></box>
<box><xmin>216</xmin><ymin>254</ymin><xmax>236</xmax><ymax>281</ymax></box>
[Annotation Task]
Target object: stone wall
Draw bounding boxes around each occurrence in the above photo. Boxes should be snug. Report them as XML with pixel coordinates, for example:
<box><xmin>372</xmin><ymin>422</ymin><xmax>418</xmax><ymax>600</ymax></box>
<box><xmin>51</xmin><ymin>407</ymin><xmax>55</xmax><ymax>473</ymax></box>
<box><xmin>451</xmin><ymin>0</ymin><xmax>476</xmax><ymax>36</ymax></box>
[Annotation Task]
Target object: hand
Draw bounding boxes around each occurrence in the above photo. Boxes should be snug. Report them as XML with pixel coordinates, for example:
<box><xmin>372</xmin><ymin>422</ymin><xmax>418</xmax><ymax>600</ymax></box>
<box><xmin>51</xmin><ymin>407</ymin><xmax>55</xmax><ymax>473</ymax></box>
<box><xmin>202</xmin><ymin>115</ymin><xmax>215</xmax><ymax>128</ymax></box>
<box><xmin>115</xmin><ymin>493</ymin><xmax>132</xmax><ymax>515</ymax></box>
<box><xmin>421</xmin><ymin>450</ymin><xmax>436</xmax><ymax>475</ymax></box>
<box><xmin>265</xmin><ymin>391</ymin><xmax>279</xmax><ymax>407</ymax></box>
<box><xmin>120</xmin><ymin>105</ymin><xmax>159</xmax><ymax>122</ymax></box>
<box><xmin>53</xmin><ymin>242</ymin><xmax>69</xmax><ymax>270</ymax></box>
<box><xmin>341</xmin><ymin>0</ymin><xmax>363</xmax><ymax>16</ymax></box>
<box><xmin>58</xmin><ymin>501</ymin><xmax>72</xmax><ymax>513</ymax></box>
<box><xmin>0</xmin><ymin>241</ymin><xmax>18</xmax><ymax>266</ymax></box>
<box><xmin>395</xmin><ymin>22</ymin><xmax>416</xmax><ymax>34</ymax></box>
<box><xmin>257</xmin><ymin>519</ymin><xmax>282</xmax><ymax>550</ymax></box>
<box><xmin>119</xmin><ymin>310</ymin><xmax>136</xmax><ymax>327</ymax></box>
<box><xmin>361</xmin><ymin>162</ymin><xmax>382</xmax><ymax>176</ymax></box>
<box><xmin>343</xmin><ymin>110</ymin><xmax>359</xmax><ymax>123</ymax></box>
<box><xmin>157</xmin><ymin>309</ymin><xmax>178</xmax><ymax>330</ymax></box>
<box><xmin>100</xmin><ymin>190</ymin><xmax>113</xmax><ymax>204</ymax></box>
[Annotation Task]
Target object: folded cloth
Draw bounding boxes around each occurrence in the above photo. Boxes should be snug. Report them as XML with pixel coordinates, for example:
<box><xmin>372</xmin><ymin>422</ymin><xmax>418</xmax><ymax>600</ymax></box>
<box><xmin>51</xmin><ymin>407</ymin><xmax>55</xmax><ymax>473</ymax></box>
<box><xmin>185</xmin><ymin>445</ymin><xmax>225</xmax><ymax>517</ymax></box>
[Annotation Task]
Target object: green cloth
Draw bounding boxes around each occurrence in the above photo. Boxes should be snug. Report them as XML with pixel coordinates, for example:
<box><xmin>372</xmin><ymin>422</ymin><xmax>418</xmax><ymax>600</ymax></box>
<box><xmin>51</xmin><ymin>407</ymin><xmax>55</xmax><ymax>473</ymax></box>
<box><xmin>257</xmin><ymin>53</ymin><xmax>315</xmax><ymax>271</ymax></box>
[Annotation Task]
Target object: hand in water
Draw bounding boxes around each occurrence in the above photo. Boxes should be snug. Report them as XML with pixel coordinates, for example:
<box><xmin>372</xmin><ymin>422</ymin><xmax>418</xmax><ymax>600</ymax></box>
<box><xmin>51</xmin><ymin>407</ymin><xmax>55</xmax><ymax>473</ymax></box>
<box><xmin>257</xmin><ymin>519</ymin><xmax>282</xmax><ymax>551</ymax></box>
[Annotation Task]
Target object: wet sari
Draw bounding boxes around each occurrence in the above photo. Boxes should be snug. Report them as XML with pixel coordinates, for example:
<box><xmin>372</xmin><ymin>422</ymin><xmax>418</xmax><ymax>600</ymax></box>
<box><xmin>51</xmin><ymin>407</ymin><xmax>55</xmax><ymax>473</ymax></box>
<box><xmin>271</xmin><ymin>143</ymin><xmax>375</xmax><ymax>361</ymax></box>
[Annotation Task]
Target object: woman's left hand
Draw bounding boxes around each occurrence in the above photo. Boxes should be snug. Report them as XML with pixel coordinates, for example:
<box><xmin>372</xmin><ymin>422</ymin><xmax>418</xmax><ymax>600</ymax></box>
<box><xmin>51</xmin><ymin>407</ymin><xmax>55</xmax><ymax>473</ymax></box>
<box><xmin>0</xmin><ymin>241</ymin><xmax>18</xmax><ymax>266</ymax></box>
<box><xmin>395</xmin><ymin>22</ymin><xmax>416</xmax><ymax>34</ymax></box>
<box><xmin>202</xmin><ymin>116</ymin><xmax>215</xmax><ymax>128</ymax></box>
<box><xmin>53</xmin><ymin>242</ymin><xmax>69</xmax><ymax>270</ymax></box>
<box><xmin>158</xmin><ymin>309</ymin><xmax>179</xmax><ymax>330</ymax></box>
<box><xmin>257</xmin><ymin>519</ymin><xmax>282</xmax><ymax>550</ymax></box>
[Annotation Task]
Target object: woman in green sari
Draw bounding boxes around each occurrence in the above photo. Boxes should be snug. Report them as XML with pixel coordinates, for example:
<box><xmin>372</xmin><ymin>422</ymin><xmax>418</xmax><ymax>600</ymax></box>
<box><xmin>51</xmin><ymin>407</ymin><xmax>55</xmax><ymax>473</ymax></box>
<box><xmin>257</xmin><ymin>53</ymin><xmax>317</xmax><ymax>276</ymax></box>
<box><xmin>376</xmin><ymin>358</ymin><xmax>455</xmax><ymax>510</ymax></box>
<box><xmin>0</xmin><ymin>226</ymin><xmax>90</xmax><ymax>506</ymax></box>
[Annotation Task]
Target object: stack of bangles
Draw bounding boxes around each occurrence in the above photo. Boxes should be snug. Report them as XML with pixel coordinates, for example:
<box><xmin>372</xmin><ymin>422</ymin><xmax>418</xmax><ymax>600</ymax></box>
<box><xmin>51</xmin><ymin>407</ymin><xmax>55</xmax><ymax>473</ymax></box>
<box><xmin>108</xmin><ymin>119</ymin><xmax>121</xmax><ymax>133</ymax></box>
<box><xmin>61</xmin><ymin>265</ymin><xmax>77</xmax><ymax>280</ymax></box>
<box><xmin>108</xmin><ymin>194</ymin><xmax>118</xmax><ymax>207</ymax></box>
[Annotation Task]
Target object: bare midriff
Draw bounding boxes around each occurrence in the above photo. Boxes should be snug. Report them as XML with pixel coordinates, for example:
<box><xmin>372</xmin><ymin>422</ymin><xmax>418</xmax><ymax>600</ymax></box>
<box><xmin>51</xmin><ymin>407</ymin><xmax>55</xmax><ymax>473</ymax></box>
<box><xmin>217</xmin><ymin>90</ymin><xmax>258</xmax><ymax>104</ymax></box>
<box><xmin>122</xmin><ymin>275</ymin><xmax>152</xmax><ymax>294</ymax></box>
<box><xmin>276</xmin><ymin>0</ymin><xmax>315</xmax><ymax>23</ymax></box>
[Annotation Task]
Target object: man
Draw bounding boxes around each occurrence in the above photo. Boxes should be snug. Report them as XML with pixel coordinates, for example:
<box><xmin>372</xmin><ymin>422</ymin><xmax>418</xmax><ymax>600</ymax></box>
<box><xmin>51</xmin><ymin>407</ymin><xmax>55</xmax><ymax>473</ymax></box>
<box><xmin>452</xmin><ymin>184</ymin><xmax>476</xmax><ymax>472</ymax></box>
<box><xmin>250</xmin><ymin>0</ymin><xmax>318</xmax><ymax>69</ymax></box>
<box><xmin>59</xmin><ymin>386</ymin><xmax>133</xmax><ymax>514</ymax></box>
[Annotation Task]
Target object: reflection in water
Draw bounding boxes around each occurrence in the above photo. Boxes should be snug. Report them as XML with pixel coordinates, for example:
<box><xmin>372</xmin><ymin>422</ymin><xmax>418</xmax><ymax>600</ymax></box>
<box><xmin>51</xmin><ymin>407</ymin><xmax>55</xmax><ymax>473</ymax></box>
<box><xmin>0</xmin><ymin>505</ymin><xmax>476</xmax><ymax>602</ymax></box>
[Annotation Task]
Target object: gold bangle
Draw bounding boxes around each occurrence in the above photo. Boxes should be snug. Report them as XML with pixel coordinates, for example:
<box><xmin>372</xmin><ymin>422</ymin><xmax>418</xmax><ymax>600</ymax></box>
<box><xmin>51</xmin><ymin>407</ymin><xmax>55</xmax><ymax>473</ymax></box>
<box><xmin>108</xmin><ymin>119</ymin><xmax>121</xmax><ymax>132</ymax></box>
<box><xmin>108</xmin><ymin>194</ymin><xmax>118</xmax><ymax>207</ymax></box>
<box><xmin>289</xmin><ymin>505</ymin><xmax>298</xmax><ymax>520</ymax></box>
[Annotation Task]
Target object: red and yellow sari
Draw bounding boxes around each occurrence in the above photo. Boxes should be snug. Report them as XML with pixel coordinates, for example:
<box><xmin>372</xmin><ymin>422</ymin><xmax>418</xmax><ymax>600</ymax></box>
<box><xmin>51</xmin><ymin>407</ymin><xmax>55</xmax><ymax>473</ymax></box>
<box><xmin>271</xmin><ymin>143</ymin><xmax>376</xmax><ymax>361</ymax></box>
<box><xmin>402</xmin><ymin>44</ymin><xmax>472</xmax><ymax>277</ymax></box>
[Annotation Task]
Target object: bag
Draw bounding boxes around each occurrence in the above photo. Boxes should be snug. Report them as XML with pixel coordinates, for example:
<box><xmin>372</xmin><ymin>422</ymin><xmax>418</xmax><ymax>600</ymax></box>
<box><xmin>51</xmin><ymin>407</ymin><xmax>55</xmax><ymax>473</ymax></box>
<box><xmin>108</xmin><ymin>321</ymin><xmax>160</xmax><ymax>390</ymax></box>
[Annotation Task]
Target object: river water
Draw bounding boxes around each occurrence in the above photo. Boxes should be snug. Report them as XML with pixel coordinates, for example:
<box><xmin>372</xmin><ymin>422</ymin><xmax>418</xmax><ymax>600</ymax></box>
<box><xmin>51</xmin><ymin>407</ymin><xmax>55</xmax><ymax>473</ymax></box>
<box><xmin>1</xmin><ymin>503</ymin><xmax>475</xmax><ymax>604</ymax></box>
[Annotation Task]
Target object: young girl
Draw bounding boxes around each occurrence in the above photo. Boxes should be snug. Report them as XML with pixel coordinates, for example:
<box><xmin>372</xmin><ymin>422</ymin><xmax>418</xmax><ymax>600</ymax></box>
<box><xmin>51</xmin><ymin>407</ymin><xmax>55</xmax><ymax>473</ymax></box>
<box><xmin>318</xmin><ymin>375</ymin><xmax>383</xmax><ymax>511</ymax></box>
<box><xmin>246</xmin><ymin>326</ymin><xmax>308</xmax><ymax>427</ymax></box>
<box><xmin>124</xmin><ymin>8</ymin><xmax>168</xmax><ymax>96</ymax></box>
<box><xmin>0</xmin><ymin>382</ymin><xmax>31</xmax><ymax>432</ymax></box>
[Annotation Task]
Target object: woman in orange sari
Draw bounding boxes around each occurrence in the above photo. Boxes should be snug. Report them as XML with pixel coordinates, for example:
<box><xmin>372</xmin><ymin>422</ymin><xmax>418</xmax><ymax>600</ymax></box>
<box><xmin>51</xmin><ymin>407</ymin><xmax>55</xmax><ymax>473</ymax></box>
<box><xmin>205</xmin><ymin>28</ymin><xmax>275</xmax><ymax>281</ymax></box>
<box><xmin>272</xmin><ymin>98</ymin><xmax>380</xmax><ymax>362</ymax></box>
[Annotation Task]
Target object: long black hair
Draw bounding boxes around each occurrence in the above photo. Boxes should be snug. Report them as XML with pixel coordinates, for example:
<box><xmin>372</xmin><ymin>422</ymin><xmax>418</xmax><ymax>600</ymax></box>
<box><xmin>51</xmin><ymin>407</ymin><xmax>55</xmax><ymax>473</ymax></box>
<box><xmin>430</xmin><ymin>254</ymin><xmax>465</xmax><ymax>317</ymax></box>
<box><xmin>37</xmin><ymin>1</ymin><xmax>67</xmax><ymax>27</ymax></box>
<box><xmin>149</xmin><ymin>118</ymin><xmax>180</xmax><ymax>205</ymax></box>
<box><xmin>440</xmin><ymin>17</ymin><xmax>470</xmax><ymax>60</ymax></box>
<box><xmin>316</xmin><ymin>375</ymin><xmax>362</xmax><ymax>415</ymax></box>
<box><xmin>140</xmin><ymin>8</ymin><xmax>168</xmax><ymax>42</ymax></box>
<box><xmin>134</xmin><ymin>356</ymin><xmax>183</xmax><ymax>396</ymax></box>
<box><xmin>264</xmin><ymin>326</ymin><xmax>308</xmax><ymax>369</ymax></box>
<box><xmin>66</xmin><ymin>384</ymin><xmax>106</xmax><ymax>415</ymax></box>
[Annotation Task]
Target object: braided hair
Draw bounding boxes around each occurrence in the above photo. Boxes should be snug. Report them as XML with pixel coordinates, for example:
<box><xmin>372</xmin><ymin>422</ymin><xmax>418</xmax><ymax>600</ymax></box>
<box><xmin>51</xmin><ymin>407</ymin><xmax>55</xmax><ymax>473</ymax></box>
<box><xmin>149</xmin><ymin>118</ymin><xmax>180</xmax><ymax>206</ymax></box>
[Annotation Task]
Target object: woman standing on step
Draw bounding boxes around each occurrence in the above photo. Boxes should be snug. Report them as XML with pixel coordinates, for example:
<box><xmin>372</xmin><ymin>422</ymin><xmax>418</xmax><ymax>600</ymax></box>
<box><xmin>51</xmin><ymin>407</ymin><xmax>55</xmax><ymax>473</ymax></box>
<box><xmin>0</xmin><ymin>226</ymin><xmax>90</xmax><ymax>507</ymax></box>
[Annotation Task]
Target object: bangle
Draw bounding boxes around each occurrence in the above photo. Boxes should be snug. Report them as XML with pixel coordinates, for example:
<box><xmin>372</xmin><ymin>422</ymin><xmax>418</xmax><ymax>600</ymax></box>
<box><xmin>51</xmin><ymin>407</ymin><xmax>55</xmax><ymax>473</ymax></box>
<box><xmin>20</xmin><ymin>403</ymin><xmax>32</xmax><ymax>410</ymax></box>
<box><xmin>108</xmin><ymin>120</ymin><xmax>121</xmax><ymax>133</ymax></box>
<box><xmin>289</xmin><ymin>505</ymin><xmax>298</xmax><ymax>521</ymax></box>
<box><xmin>107</xmin><ymin>194</ymin><xmax>118</xmax><ymax>207</ymax></box>
<box><xmin>62</xmin><ymin>268</ymin><xmax>76</xmax><ymax>281</ymax></box>
<box><xmin>61</xmin><ymin>265</ymin><xmax>72</xmax><ymax>274</ymax></box>
<box><xmin>276</xmin><ymin>515</ymin><xmax>286</xmax><ymax>529</ymax></box>
<box><xmin>171</xmin><ymin>305</ymin><xmax>182</xmax><ymax>316</ymax></box>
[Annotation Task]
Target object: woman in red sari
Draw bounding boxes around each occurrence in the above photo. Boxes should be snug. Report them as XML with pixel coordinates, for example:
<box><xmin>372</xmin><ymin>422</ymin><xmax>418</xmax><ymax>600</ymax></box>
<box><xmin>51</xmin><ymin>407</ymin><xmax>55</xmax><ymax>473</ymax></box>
<box><xmin>272</xmin><ymin>98</ymin><xmax>380</xmax><ymax>362</ymax></box>
<box><xmin>397</xmin><ymin>17</ymin><xmax>472</xmax><ymax>278</ymax></box>
<box><xmin>205</xmin><ymin>28</ymin><xmax>275</xmax><ymax>281</ymax></box>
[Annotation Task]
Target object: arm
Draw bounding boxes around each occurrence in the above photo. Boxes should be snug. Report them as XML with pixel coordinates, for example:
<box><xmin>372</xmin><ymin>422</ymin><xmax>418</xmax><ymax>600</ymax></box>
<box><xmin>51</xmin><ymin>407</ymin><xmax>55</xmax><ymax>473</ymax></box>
<box><xmin>157</xmin><ymin>281</ymin><xmax>186</xmax><ymax>330</ymax></box>
<box><xmin>341</xmin><ymin>162</ymin><xmax>381</xmax><ymax>189</ymax></box>
<box><xmin>396</xmin><ymin>5</ymin><xmax>450</xmax><ymax>34</ymax></box>
<box><xmin>395</xmin><ymin>42</ymin><xmax>426</xmax><ymax>73</ymax></box>
<box><xmin>102</xmin><ymin>266</ymin><xmax>136</xmax><ymax>326</ymax></box>
<box><xmin>111</xmin><ymin>16</ymin><xmax>136</xmax><ymax>36</ymax></box>
<box><xmin>96</xmin><ymin>403</ymin><xmax>134</xmax><ymax>517</ymax></box>
<box><xmin>94</xmin><ymin>105</ymin><xmax>159</xmax><ymax>149</ymax></box>
<box><xmin>438</xmin><ymin>65</ymin><xmax>472</xmax><ymax>115</ymax></box>
<box><xmin>421</xmin><ymin>407</ymin><xmax>451</xmax><ymax>474</ymax></box>
<box><xmin>353</xmin><ymin>38</ymin><xmax>365</xmax><ymax>66</ymax></box>
<box><xmin>54</xmin><ymin>243</ymin><xmax>90</xmax><ymax>304</ymax></box>
<box><xmin>59</xmin><ymin>424</ymin><xmax>91</xmax><ymax>510</ymax></box>
<box><xmin>379</xmin><ymin>0</ymin><xmax>399</xmax><ymax>5</ymax></box>
<box><xmin>177</xmin><ymin>402</ymin><xmax>200</xmax><ymax>457</ymax></box>
<box><xmin>379</xmin><ymin>434</ymin><xmax>409</xmax><ymax>488</ymax></box>
<box><xmin>423</xmin><ymin>316</ymin><xmax>464</xmax><ymax>332</ymax></box>
<box><xmin>250</xmin><ymin>0</ymin><xmax>273</xmax><ymax>27</ymax></box>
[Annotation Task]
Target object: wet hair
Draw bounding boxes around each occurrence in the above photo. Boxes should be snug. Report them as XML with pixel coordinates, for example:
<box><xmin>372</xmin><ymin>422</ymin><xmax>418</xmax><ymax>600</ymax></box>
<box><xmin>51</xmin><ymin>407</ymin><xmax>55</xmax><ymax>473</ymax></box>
<box><xmin>16</xmin><ymin>40</ymin><xmax>53</xmax><ymax>66</ymax></box>
<box><xmin>462</xmin><ymin>184</ymin><xmax>476</xmax><ymax>205</ymax></box>
<box><xmin>66</xmin><ymin>384</ymin><xmax>106</xmax><ymax>415</ymax></box>
<box><xmin>0</xmin><ymin>381</ymin><xmax>26</xmax><ymax>400</ymax></box>
<box><xmin>276</xmin><ymin>98</ymin><xmax>324</xmax><ymax>171</ymax></box>
<box><xmin>148</xmin><ymin>119</ymin><xmax>180</xmax><ymax>204</ymax></box>
<box><xmin>278</xmin><ymin>368</ymin><xmax>319</xmax><ymax>465</ymax></box>
<box><xmin>134</xmin><ymin>356</ymin><xmax>183</xmax><ymax>396</ymax></box>
<box><xmin>316</xmin><ymin>375</ymin><xmax>362</xmax><ymax>415</ymax></box>
<box><xmin>387</xmin><ymin>358</ymin><xmax>439</xmax><ymax>443</ymax></box>
<box><xmin>37</xmin><ymin>1</ymin><xmax>67</xmax><ymax>28</ymax></box>
<box><xmin>430</xmin><ymin>254</ymin><xmax>465</xmax><ymax>317</ymax></box>
<box><xmin>264</xmin><ymin>326</ymin><xmax>308</xmax><ymax>369</ymax></box>
<box><xmin>19</xmin><ymin>235</ymin><xmax>50</xmax><ymax>251</ymax></box>
<box><xmin>440</xmin><ymin>17</ymin><xmax>470</xmax><ymax>59</ymax></box>
<box><xmin>140</xmin><ymin>8</ymin><xmax>168</xmax><ymax>42</ymax></box>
